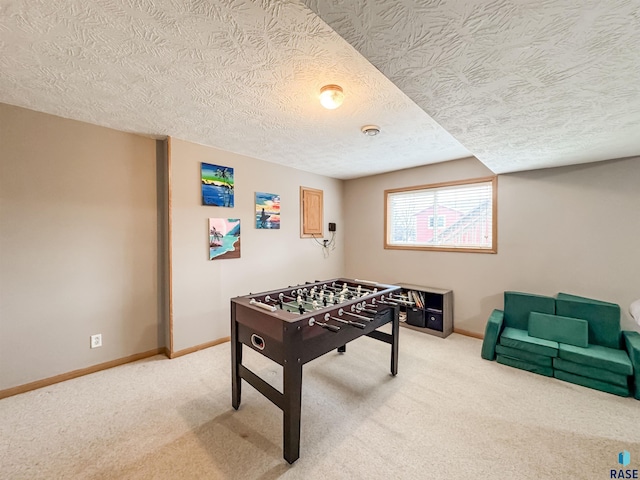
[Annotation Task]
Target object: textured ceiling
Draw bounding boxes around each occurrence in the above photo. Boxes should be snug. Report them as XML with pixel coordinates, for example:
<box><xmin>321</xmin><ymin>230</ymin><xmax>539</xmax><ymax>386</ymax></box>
<box><xmin>1</xmin><ymin>1</ymin><xmax>639</xmax><ymax>178</ymax></box>
<box><xmin>0</xmin><ymin>0</ymin><xmax>469</xmax><ymax>180</ymax></box>
<box><xmin>304</xmin><ymin>0</ymin><xmax>640</xmax><ymax>173</ymax></box>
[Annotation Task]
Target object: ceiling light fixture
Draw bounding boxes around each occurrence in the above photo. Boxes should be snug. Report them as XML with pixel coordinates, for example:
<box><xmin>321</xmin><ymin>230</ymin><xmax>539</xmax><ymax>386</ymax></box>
<box><xmin>319</xmin><ymin>84</ymin><xmax>344</xmax><ymax>109</ymax></box>
<box><xmin>361</xmin><ymin>125</ymin><xmax>380</xmax><ymax>136</ymax></box>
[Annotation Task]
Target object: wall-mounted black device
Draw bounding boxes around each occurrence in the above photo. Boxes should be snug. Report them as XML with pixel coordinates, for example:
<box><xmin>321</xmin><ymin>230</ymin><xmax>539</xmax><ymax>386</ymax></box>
<box><xmin>328</xmin><ymin>222</ymin><xmax>336</xmax><ymax>232</ymax></box>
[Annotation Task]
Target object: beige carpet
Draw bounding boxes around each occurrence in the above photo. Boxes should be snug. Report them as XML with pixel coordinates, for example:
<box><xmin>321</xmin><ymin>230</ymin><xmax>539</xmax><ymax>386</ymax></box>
<box><xmin>1</xmin><ymin>327</ymin><xmax>639</xmax><ymax>479</ymax></box>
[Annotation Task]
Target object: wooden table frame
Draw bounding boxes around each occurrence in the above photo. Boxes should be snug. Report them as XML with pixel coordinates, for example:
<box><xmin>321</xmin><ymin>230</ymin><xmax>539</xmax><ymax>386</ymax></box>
<box><xmin>230</xmin><ymin>279</ymin><xmax>400</xmax><ymax>463</ymax></box>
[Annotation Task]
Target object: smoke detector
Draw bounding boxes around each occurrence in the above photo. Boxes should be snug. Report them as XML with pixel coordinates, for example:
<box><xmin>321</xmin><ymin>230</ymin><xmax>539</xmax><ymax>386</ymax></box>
<box><xmin>361</xmin><ymin>125</ymin><xmax>380</xmax><ymax>136</ymax></box>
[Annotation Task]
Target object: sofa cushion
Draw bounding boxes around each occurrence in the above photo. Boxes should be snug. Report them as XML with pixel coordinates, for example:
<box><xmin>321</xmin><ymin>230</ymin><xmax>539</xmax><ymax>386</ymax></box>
<box><xmin>552</xmin><ymin>358</ymin><xmax>629</xmax><ymax>387</ymax></box>
<box><xmin>624</xmin><ymin>330</ymin><xmax>640</xmax><ymax>366</ymax></box>
<box><xmin>481</xmin><ymin>309</ymin><xmax>504</xmax><ymax>361</ymax></box>
<box><xmin>558</xmin><ymin>343</ymin><xmax>633</xmax><ymax>376</ymax></box>
<box><xmin>623</xmin><ymin>331</ymin><xmax>640</xmax><ymax>400</ymax></box>
<box><xmin>554</xmin><ymin>370</ymin><xmax>630</xmax><ymax>397</ymax></box>
<box><xmin>556</xmin><ymin>292</ymin><xmax>618</xmax><ymax>306</ymax></box>
<box><xmin>504</xmin><ymin>291</ymin><xmax>555</xmax><ymax>331</ymax></box>
<box><xmin>495</xmin><ymin>344</ymin><xmax>553</xmax><ymax>367</ymax></box>
<box><xmin>528</xmin><ymin>312</ymin><xmax>588</xmax><ymax>348</ymax></box>
<box><xmin>555</xmin><ymin>296</ymin><xmax>621</xmax><ymax>349</ymax></box>
<box><xmin>499</xmin><ymin>327</ymin><xmax>558</xmax><ymax>357</ymax></box>
<box><xmin>496</xmin><ymin>355</ymin><xmax>553</xmax><ymax>377</ymax></box>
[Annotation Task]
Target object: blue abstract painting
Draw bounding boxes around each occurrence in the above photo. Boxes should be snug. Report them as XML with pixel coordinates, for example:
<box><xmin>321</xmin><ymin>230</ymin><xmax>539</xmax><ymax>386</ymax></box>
<box><xmin>202</xmin><ymin>163</ymin><xmax>234</xmax><ymax>207</ymax></box>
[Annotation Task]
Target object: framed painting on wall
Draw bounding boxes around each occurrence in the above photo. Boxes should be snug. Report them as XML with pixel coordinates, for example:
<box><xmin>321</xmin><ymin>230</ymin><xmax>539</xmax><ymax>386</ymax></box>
<box><xmin>255</xmin><ymin>192</ymin><xmax>280</xmax><ymax>229</ymax></box>
<box><xmin>201</xmin><ymin>163</ymin><xmax>234</xmax><ymax>207</ymax></box>
<box><xmin>209</xmin><ymin>218</ymin><xmax>241</xmax><ymax>260</ymax></box>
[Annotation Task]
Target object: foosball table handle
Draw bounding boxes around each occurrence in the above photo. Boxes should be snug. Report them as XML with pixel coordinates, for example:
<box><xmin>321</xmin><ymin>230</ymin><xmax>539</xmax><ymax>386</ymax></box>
<box><xmin>309</xmin><ymin>317</ymin><xmax>341</xmax><ymax>333</ymax></box>
<box><xmin>249</xmin><ymin>298</ymin><xmax>277</xmax><ymax>312</ymax></box>
<box><xmin>321</xmin><ymin>323</ymin><xmax>340</xmax><ymax>332</ymax></box>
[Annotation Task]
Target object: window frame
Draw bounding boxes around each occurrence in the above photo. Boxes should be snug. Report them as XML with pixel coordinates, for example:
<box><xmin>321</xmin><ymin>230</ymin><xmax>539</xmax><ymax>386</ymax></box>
<box><xmin>384</xmin><ymin>176</ymin><xmax>497</xmax><ymax>254</ymax></box>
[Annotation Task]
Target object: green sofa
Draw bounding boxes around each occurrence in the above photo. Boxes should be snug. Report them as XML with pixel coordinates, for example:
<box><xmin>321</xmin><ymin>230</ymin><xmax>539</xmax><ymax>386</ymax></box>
<box><xmin>481</xmin><ymin>291</ymin><xmax>640</xmax><ymax>399</ymax></box>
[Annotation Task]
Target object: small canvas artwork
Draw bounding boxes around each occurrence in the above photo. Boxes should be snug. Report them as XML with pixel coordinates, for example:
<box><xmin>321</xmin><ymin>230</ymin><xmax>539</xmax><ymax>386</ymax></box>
<box><xmin>209</xmin><ymin>218</ymin><xmax>241</xmax><ymax>260</ymax></box>
<box><xmin>201</xmin><ymin>163</ymin><xmax>234</xmax><ymax>207</ymax></box>
<box><xmin>255</xmin><ymin>192</ymin><xmax>280</xmax><ymax>229</ymax></box>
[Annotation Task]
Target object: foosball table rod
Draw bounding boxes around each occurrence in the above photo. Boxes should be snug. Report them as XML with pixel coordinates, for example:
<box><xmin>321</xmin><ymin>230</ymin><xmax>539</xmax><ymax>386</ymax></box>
<box><xmin>324</xmin><ymin>313</ymin><xmax>366</xmax><ymax>329</ymax></box>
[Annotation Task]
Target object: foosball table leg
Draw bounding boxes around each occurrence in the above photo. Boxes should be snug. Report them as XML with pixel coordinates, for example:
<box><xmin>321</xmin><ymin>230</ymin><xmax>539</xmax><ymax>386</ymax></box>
<box><xmin>283</xmin><ymin>356</ymin><xmax>303</xmax><ymax>464</ymax></box>
<box><xmin>231</xmin><ymin>309</ymin><xmax>242</xmax><ymax>410</ymax></box>
<box><xmin>337</xmin><ymin>344</ymin><xmax>346</xmax><ymax>353</ymax></box>
<box><xmin>391</xmin><ymin>306</ymin><xmax>399</xmax><ymax>376</ymax></box>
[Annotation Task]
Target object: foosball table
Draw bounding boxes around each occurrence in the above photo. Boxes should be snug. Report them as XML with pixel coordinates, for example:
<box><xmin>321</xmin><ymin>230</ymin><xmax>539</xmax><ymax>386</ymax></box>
<box><xmin>230</xmin><ymin>278</ymin><xmax>404</xmax><ymax>463</ymax></box>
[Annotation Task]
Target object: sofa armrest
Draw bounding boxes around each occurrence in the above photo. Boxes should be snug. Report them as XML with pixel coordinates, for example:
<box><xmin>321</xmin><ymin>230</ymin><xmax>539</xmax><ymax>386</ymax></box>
<box><xmin>481</xmin><ymin>309</ymin><xmax>504</xmax><ymax>360</ymax></box>
<box><xmin>623</xmin><ymin>330</ymin><xmax>640</xmax><ymax>400</ymax></box>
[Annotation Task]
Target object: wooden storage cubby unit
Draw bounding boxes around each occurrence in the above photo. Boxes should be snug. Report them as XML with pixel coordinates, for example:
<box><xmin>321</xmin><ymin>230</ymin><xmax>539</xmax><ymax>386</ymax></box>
<box><xmin>398</xmin><ymin>283</ymin><xmax>453</xmax><ymax>338</ymax></box>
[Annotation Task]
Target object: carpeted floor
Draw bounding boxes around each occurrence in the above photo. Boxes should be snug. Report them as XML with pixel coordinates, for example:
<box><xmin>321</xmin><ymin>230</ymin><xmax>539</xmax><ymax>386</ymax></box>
<box><xmin>1</xmin><ymin>327</ymin><xmax>639</xmax><ymax>479</ymax></box>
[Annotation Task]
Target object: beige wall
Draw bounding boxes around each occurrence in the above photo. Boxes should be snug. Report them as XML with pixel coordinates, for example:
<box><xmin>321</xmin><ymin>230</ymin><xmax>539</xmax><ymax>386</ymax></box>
<box><xmin>4</xmin><ymin>100</ymin><xmax>638</xmax><ymax>391</ymax></box>
<box><xmin>0</xmin><ymin>104</ymin><xmax>161</xmax><ymax>390</ymax></box>
<box><xmin>169</xmin><ymin>138</ymin><xmax>344</xmax><ymax>352</ymax></box>
<box><xmin>344</xmin><ymin>156</ymin><xmax>640</xmax><ymax>335</ymax></box>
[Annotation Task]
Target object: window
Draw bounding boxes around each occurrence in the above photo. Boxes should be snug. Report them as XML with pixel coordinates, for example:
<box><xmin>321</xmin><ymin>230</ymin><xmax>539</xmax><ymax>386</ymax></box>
<box><xmin>384</xmin><ymin>176</ymin><xmax>497</xmax><ymax>253</ymax></box>
<box><xmin>428</xmin><ymin>215</ymin><xmax>446</xmax><ymax>229</ymax></box>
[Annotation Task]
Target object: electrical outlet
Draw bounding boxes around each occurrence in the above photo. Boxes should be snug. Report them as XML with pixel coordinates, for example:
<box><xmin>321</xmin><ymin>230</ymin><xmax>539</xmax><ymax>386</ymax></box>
<box><xmin>90</xmin><ymin>334</ymin><xmax>102</xmax><ymax>349</ymax></box>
